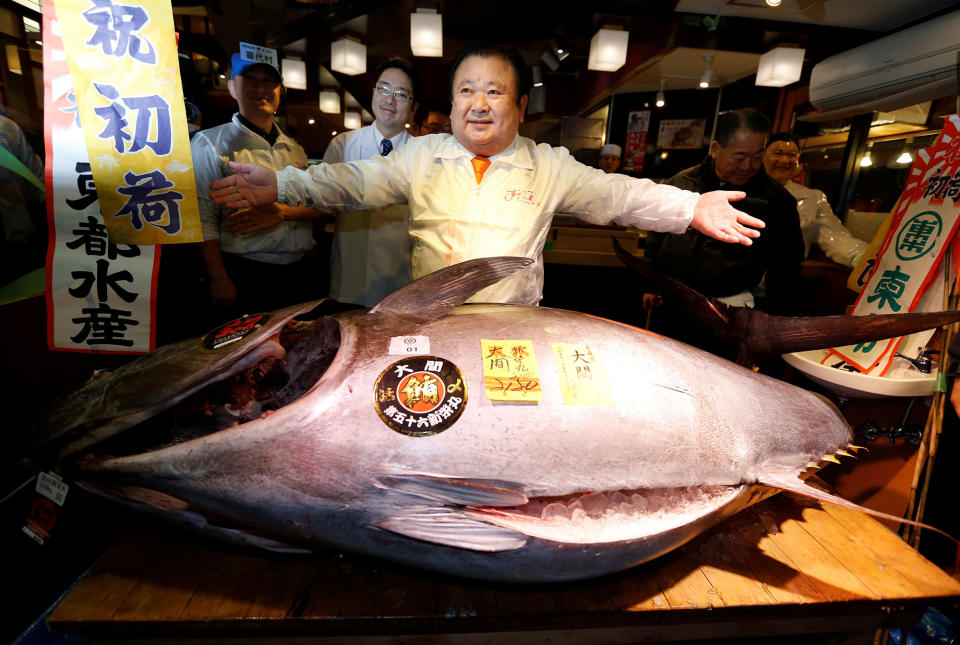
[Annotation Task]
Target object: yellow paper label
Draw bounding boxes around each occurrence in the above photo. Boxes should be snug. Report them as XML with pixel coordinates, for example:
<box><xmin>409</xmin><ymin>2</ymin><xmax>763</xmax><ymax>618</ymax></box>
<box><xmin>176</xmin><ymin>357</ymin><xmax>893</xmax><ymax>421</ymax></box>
<box><xmin>55</xmin><ymin>0</ymin><xmax>201</xmax><ymax>245</ymax></box>
<box><xmin>481</xmin><ymin>339</ymin><xmax>542</xmax><ymax>402</ymax></box>
<box><xmin>550</xmin><ymin>343</ymin><xmax>615</xmax><ymax>406</ymax></box>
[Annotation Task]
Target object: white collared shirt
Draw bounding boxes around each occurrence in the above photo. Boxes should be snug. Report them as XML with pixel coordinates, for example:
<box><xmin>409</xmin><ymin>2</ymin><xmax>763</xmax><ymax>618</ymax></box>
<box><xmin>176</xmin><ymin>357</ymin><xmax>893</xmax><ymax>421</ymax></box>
<box><xmin>322</xmin><ymin>122</ymin><xmax>412</xmax><ymax>306</ymax></box>
<box><xmin>192</xmin><ymin>114</ymin><xmax>314</xmax><ymax>264</ymax></box>
<box><xmin>279</xmin><ymin>134</ymin><xmax>699</xmax><ymax>304</ymax></box>
<box><xmin>323</xmin><ymin>122</ymin><xmax>410</xmax><ymax>165</ymax></box>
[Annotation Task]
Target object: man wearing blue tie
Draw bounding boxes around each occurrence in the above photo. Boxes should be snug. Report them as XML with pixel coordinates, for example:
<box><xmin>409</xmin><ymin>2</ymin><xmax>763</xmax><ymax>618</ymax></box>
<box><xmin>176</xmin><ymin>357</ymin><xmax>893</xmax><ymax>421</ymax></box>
<box><xmin>322</xmin><ymin>57</ymin><xmax>421</xmax><ymax>306</ymax></box>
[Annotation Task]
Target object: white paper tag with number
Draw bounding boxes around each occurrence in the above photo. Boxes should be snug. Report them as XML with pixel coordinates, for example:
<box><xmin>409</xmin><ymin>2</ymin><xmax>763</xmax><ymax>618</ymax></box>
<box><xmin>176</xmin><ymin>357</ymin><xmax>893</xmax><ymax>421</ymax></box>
<box><xmin>36</xmin><ymin>471</ymin><xmax>69</xmax><ymax>506</ymax></box>
<box><xmin>388</xmin><ymin>335</ymin><xmax>430</xmax><ymax>356</ymax></box>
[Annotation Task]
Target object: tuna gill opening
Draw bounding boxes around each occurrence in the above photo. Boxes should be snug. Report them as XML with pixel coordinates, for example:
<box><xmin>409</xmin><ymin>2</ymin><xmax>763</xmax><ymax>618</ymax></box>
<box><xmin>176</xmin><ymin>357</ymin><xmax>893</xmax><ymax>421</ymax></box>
<box><xmin>86</xmin><ymin>315</ymin><xmax>342</xmax><ymax>460</ymax></box>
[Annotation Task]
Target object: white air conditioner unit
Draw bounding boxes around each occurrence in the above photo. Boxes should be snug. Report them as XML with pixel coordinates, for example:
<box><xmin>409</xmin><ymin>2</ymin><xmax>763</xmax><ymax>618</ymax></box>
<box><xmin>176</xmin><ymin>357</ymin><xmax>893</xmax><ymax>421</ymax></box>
<box><xmin>807</xmin><ymin>10</ymin><xmax>960</xmax><ymax>120</ymax></box>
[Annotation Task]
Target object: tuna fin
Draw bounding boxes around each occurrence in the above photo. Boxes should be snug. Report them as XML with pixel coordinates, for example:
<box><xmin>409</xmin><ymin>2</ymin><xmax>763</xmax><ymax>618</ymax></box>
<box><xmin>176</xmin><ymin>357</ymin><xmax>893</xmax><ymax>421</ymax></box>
<box><xmin>613</xmin><ymin>236</ymin><xmax>737</xmax><ymax>342</ymax></box>
<box><xmin>613</xmin><ymin>238</ymin><xmax>960</xmax><ymax>366</ymax></box>
<box><xmin>378</xmin><ymin>509</ymin><xmax>528</xmax><ymax>552</ymax></box>
<box><xmin>756</xmin><ymin>472</ymin><xmax>957</xmax><ymax>543</ymax></box>
<box><xmin>376</xmin><ymin>472</ymin><xmax>529</xmax><ymax>507</ymax></box>
<box><xmin>370</xmin><ymin>256</ymin><xmax>534</xmax><ymax>322</ymax></box>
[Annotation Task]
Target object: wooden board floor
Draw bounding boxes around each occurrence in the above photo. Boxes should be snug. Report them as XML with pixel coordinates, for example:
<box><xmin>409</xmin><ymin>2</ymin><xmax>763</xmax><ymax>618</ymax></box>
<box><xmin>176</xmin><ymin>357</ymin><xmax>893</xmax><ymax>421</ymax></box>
<box><xmin>47</xmin><ymin>492</ymin><xmax>960</xmax><ymax>644</ymax></box>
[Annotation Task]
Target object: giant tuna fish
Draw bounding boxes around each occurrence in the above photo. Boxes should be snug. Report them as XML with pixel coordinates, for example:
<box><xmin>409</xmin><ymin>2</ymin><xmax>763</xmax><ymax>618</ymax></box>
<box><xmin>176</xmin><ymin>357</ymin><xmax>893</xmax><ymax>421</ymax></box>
<box><xmin>26</xmin><ymin>257</ymin><xmax>956</xmax><ymax>583</ymax></box>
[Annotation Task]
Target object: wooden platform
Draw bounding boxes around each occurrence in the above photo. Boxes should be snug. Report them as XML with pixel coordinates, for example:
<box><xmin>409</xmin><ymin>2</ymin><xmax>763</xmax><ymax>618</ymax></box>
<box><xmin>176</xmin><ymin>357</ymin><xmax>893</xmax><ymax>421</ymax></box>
<box><xmin>47</xmin><ymin>493</ymin><xmax>960</xmax><ymax>644</ymax></box>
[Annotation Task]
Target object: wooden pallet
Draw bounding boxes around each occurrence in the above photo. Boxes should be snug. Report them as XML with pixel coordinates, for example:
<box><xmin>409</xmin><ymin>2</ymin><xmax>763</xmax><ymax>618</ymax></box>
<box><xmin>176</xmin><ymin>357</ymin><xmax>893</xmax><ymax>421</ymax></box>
<box><xmin>47</xmin><ymin>492</ymin><xmax>960</xmax><ymax>644</ymax></box>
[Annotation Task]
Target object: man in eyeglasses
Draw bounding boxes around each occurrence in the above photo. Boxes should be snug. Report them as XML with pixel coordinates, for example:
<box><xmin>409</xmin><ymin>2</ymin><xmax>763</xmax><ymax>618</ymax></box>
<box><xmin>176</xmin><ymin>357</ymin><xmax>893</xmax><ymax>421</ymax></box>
<box><xmin>191</xmin><ymin>48</ymin><xmax>322</xmax><ymax>322</ymax></box>
<box><xmin>322</xmin><ymin>57</ymin><xmax>421</xmax><ymax>306</ymax></box>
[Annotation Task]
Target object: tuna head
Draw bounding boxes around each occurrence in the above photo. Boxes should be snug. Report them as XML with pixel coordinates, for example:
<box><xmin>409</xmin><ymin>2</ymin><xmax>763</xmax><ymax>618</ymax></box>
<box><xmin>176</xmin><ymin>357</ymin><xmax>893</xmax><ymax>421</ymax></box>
<box><xmin>29</xmin><ymin>257</ymin><xmax>921</xmax><ymax>583</ymax></box>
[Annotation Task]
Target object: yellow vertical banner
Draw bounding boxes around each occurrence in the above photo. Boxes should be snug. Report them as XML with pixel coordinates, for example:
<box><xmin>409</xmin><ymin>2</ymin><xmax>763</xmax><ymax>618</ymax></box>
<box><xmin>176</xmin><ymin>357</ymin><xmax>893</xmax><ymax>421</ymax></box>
<box><xmin>53</xmin><ymin>0</ymin><xmax>202</xmax><ymax>245</ymax></box>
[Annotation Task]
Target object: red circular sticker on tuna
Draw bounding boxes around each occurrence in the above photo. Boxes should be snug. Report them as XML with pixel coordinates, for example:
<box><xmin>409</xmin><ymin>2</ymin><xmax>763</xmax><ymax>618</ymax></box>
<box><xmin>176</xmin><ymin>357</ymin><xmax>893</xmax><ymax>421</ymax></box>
<box><xmin>374</xmin><ymin>356</ymin><xmax>467</xmax><ymax>436</ymax></box>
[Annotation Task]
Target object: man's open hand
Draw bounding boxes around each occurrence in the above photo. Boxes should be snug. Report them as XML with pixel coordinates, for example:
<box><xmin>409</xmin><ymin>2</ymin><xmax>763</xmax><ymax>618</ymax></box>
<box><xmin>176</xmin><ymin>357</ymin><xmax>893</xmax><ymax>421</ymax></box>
<box><xmin>690</xmin><ymin>190</ymin><xmax>764</xmax><ymax>245</ymax></box>
<box><xmin>210</xmin><ymin>161</ymin><xmax>279</xmax><ymax>209</ymax></box>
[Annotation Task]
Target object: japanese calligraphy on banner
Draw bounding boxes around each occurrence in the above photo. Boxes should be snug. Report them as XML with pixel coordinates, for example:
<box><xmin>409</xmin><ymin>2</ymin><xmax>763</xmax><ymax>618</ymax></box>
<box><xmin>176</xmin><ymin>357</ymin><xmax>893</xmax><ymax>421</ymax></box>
<box><xmin>52</xmin><ymin>0</ymin><xmax>201</xmax><ymax>245</ymax></box>
<box><xmin>622</xmin><ymin>110</ymin><xmax>649</xmax><ymax>173</ymax></box>
<box><xmin>829</xmin><ymin>114</ymin><xmax>960</xmax><ymax>375</ymax></box>
<box><xmin>44</xmin><ymin>1</ymin><xmax>158</xmax><ymax>353</ymax></box>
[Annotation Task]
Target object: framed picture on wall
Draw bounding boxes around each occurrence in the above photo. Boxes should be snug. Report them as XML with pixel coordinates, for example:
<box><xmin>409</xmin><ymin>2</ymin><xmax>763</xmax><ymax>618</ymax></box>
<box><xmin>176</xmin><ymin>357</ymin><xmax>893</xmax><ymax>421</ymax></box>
<box><xmin>657</xmin><ymin>119</ymin><xmax>706</xmax><ymax>150</ymax></box>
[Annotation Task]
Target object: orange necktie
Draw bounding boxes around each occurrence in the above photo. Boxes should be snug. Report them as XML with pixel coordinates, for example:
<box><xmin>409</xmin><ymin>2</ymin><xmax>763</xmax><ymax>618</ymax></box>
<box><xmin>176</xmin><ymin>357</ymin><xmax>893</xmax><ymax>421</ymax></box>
<box><xmin>471</xmin><ymin>156</ymin><xmax>491</xmax><ymax>184</ymax></box>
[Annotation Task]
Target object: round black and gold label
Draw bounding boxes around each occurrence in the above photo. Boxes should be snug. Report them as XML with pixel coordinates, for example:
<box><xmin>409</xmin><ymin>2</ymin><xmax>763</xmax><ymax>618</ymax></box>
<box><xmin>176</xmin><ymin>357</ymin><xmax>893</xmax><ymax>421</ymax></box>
<box><xmin>201</xmin><ymin>313</ymin><xmax>270</xmax><ymax>351</ymax></box>
<box><xmin>374</xmin><ymin>356</ymin><xmax>467</xmax><ymax>437</ymax></box>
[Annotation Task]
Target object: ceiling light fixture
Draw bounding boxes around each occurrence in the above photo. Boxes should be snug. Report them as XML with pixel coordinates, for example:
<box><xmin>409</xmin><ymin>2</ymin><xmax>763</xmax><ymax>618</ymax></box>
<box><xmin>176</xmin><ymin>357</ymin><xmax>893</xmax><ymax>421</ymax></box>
<box><xmin>766</xmin><ymin>0</ymin><xmax>782</xmax><ymax>6</ymax></box>
<box><xmin>755</xmin><ymin>46</ymin><xmax>805</xmax><ymax>87</ymax></box>
<box><xmin>307</xmin><ymin>118</ymin><xmax>315</xmax><ymax>125</ymax></box>
<box><xmin>410</xmin><ymin>8</ymin><xmax>443</xmax><ymax>57</ymax></box>
<box><xmin>281</xmin><ymin>57</ymin><xmax>307</xmax><ymax>90</ymax></box>
<box><xmin>860</xmin><ymin>143</ymin><xmax>873</xmax><ymax>167</ymax></box>
<box><xmin>587</xmin><ymin>26</ymin><xmax>629</xmax><ymax>72</ymax></box>
<box><xmin>540</xmin><ymin>50</ymin><xmax>559</xmax><ymax>72</ymax></box>
<box><xmin>699</xmin><ymin>54</ymin><xmax>713</xmax><ymax>89</ymax></box>
<box><xmin>532</xmin><ymin>65</ymin><xmax>543</xmax><ymax>88</ymax></box>
<box><xmin>655</xmin><ymin>79</ymin><xmax>666</xmax><ymax>108</ymax></box>
<box><xmin>897</xmin><ymin>137</ymin><xmax>915</xmax><ymax>164</ymax></box>
<box><xmin>319</xmin><ymin>89</ymin><xmax>340</xmax><ymax>114</ymax></box>
<box><xmin>344</xmin><ymin>111</ymin><xmax>361</xmax><ymax>130</ymax></box>
<box><xmin>552</xmin><ymin>41</ymin><xmax>570</xmax><ymax>62</ymax></box>
<box><xmin>331</xmin><ymin>36</ymin><xmax>366</xmax><ymax>76</ymax></box>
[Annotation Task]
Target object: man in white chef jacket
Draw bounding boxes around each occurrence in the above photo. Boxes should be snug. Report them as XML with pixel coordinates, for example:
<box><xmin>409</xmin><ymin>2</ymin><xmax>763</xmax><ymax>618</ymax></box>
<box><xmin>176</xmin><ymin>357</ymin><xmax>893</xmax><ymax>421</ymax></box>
<box><xmin>212</xmin><ymin>42</ymin><xmax>766</xmax><ymax>306</ymax></box>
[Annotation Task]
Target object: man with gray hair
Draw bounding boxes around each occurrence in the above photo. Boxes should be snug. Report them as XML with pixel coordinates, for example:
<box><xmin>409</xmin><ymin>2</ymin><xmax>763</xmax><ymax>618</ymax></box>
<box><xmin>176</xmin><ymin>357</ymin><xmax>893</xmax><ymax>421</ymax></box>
<box><xmin>645</xmin><ymin>108</ymin><xmax>803</xmax><ymax>314</ymax></box>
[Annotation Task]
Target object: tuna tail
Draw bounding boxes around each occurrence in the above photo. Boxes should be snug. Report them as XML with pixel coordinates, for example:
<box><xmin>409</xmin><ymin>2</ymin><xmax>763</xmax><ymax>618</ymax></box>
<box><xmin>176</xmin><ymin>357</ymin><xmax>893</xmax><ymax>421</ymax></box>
<box><xmin>757</xmin><ymin>472</ymin><xmax>957</xmax><ymax>543</ymax></box>
<box><xmin>612</xmin><ymin>238</ymin><xmax>960</xmax><ymax>367</ymax></box>
<box><xmin>370</xmin><ymin>256</ymin><xmax>534</xmax><ymax>323</ymax></box>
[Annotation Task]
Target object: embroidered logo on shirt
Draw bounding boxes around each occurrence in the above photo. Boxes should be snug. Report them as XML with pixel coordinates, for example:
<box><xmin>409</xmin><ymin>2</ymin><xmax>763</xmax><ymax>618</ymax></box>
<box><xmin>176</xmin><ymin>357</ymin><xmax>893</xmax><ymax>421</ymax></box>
<box><xmin>504</xmin><ymin>189</ymin><xmax>540</xmax><ymax>207</ymax></box>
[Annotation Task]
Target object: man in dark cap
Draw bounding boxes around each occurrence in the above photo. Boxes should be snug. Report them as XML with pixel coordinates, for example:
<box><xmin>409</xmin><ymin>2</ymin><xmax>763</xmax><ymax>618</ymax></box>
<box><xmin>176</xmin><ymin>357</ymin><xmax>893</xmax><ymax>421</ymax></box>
<box><xmin>191</xmin><ymin>46</ymin><xmax>322</xmax><ymax>319</ymax></box>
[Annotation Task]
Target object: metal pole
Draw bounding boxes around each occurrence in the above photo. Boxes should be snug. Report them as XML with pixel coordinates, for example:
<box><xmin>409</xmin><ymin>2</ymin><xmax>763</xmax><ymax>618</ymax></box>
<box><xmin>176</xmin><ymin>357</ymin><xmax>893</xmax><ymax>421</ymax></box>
<box><xmin>833</xmin><ymin>112</ymin><xmax>872</xmax><ymax>220</ymax></box>
<box><xmin>708</xmin><ymin>87</ymin><xmax>723</xmax><ymax>144</ymax></box>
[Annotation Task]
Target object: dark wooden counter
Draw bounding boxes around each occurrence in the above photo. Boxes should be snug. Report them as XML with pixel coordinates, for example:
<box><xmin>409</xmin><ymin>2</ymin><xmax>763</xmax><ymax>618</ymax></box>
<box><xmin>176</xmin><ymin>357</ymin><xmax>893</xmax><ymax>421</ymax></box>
<box><xmin>47</xmin><ymin>492</ymin><xmax>960</xmax><ymax>643</ymax></box>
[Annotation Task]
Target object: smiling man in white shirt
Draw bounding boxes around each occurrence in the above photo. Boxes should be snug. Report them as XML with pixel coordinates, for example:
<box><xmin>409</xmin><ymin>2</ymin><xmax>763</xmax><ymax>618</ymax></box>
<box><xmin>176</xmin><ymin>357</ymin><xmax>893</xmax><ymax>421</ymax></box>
<box><xmin>322</xmin><ymin>57</ymin><xmax>421</xmax><ymax>306</ymax></box>
<box><xmin>213</xmin><ymin>42</ymin><xmax>764</xmax><ymax>306</ymax></box>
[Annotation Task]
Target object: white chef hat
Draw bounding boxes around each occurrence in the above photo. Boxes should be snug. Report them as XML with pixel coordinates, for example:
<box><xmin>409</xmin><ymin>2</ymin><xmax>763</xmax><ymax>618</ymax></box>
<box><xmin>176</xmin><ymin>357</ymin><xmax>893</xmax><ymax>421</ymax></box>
<box><xmin>600</xmin><ymin>144</ymin><xmax>622</xmax><ymax>157</ymax></box>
